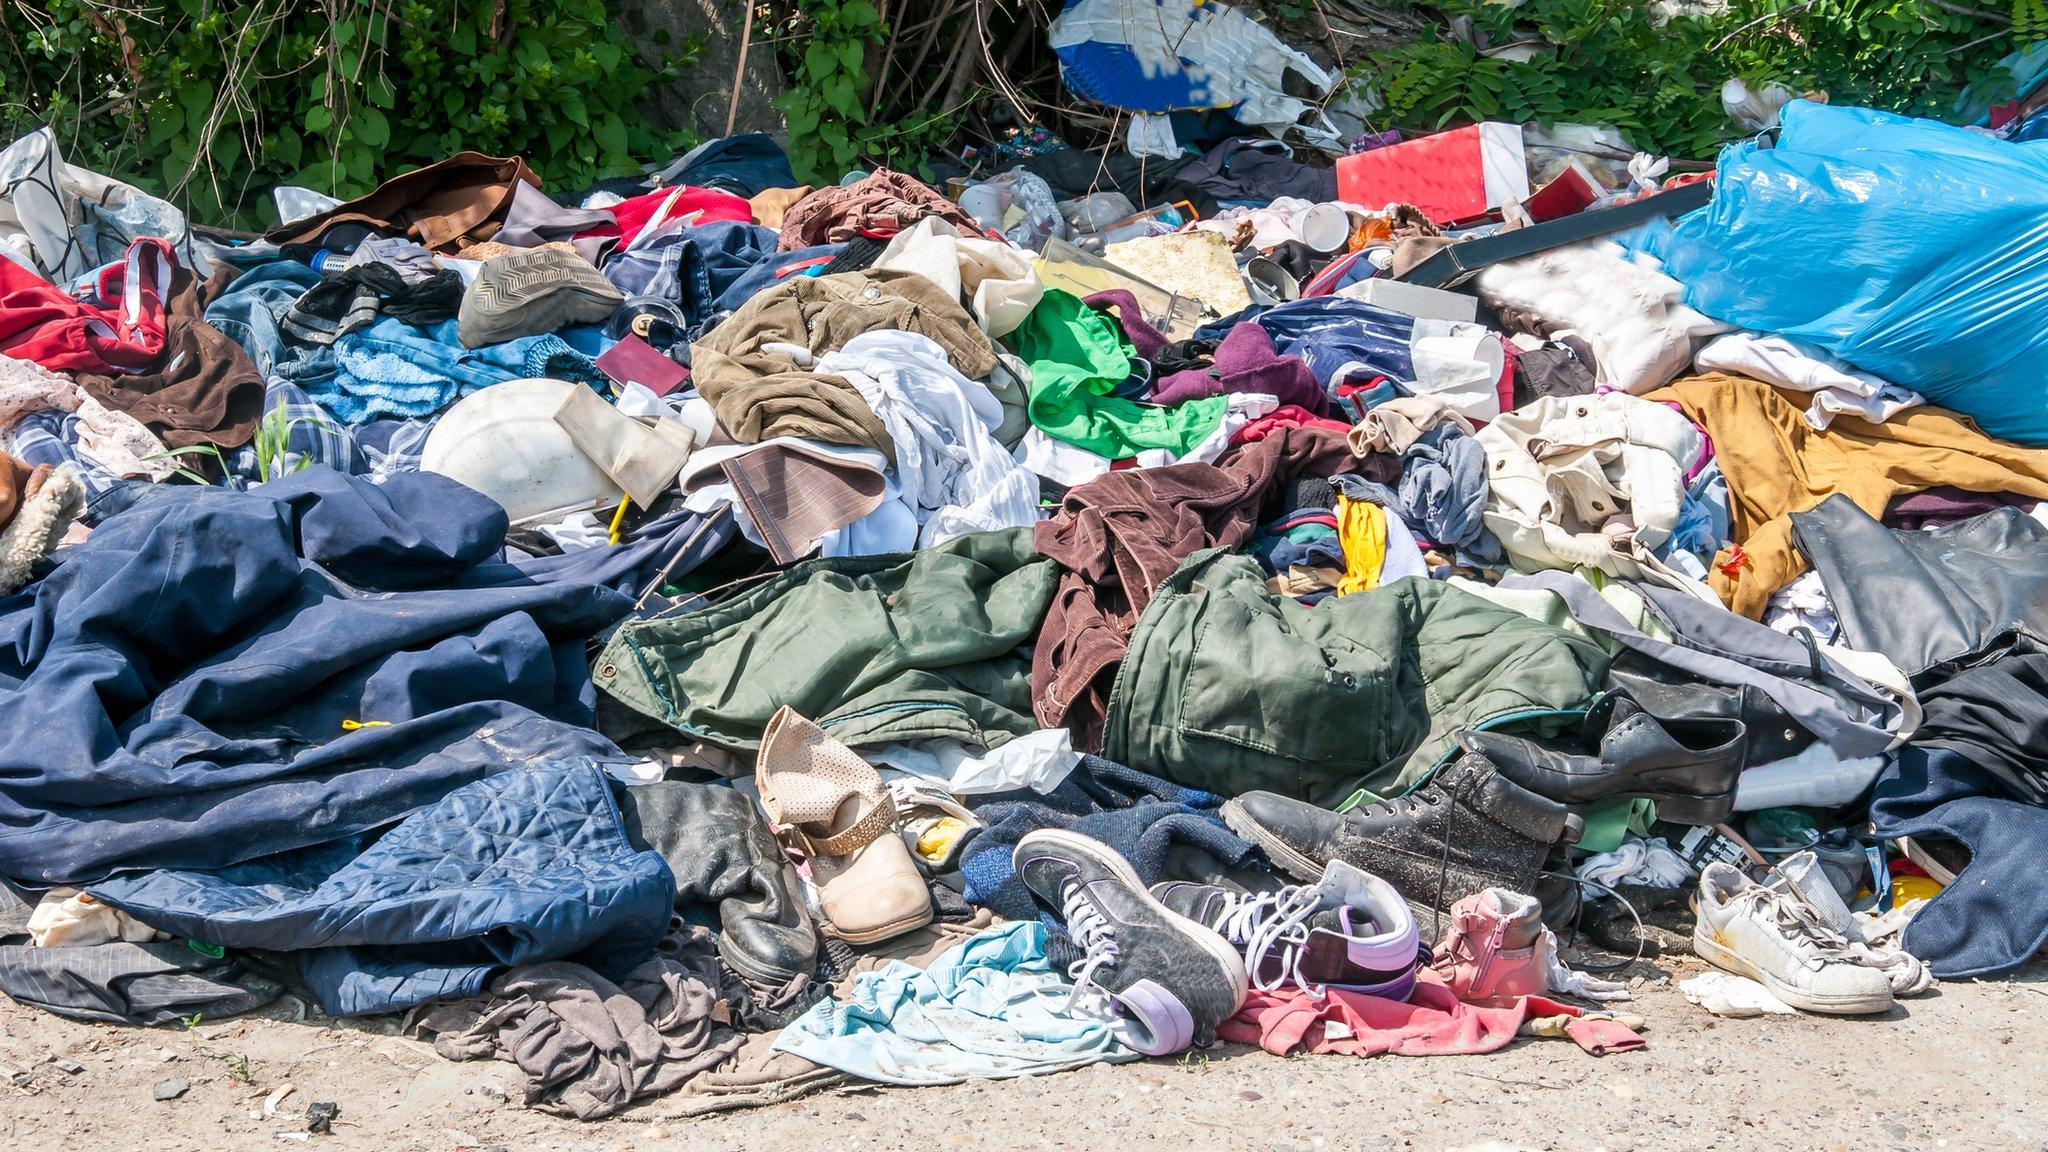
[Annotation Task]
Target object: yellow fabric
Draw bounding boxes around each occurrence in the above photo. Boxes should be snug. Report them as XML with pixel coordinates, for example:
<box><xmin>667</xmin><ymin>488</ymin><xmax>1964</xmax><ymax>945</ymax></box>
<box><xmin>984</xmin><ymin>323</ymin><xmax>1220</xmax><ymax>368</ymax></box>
<box><xmin>1335</xmin><ymin>496</ymin><xmax>1387</xmax><ymax>596</ymax></box>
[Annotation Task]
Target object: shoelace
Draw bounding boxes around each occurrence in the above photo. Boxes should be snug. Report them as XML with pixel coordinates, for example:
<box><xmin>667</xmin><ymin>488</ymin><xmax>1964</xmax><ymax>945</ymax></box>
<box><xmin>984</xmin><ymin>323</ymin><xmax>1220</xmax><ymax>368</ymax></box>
<box><xmin>1055</xmin><ymin>878</ymin><xmax>1122</xmax><ymax>1020</ymax></box>
<box><xmin>1743</xmin><ymin>885</ymin><xmax>1860</xmax><ymax>966</ymax></box>
<box><xmin>1200</xmin><ymin>884</ymin><xmax>1327</xmax><ymax>996</ymax></box>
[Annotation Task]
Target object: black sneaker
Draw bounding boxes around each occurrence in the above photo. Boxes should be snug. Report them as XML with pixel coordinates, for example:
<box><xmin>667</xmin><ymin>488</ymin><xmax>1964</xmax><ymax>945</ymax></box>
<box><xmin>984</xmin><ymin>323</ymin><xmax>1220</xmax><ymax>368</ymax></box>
<box><xmin>1014</xmin><ymin>830</ymin><xmax>1248</xmax><ymax>1055</ymax></box>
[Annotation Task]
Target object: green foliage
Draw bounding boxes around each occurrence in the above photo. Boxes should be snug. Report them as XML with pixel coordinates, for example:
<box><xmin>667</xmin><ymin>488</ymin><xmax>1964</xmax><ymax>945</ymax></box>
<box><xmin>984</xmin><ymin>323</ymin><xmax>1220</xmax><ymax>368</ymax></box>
<box><xmin>1361</xmin><ymin>0</ymin><xmax>2029</xmax><ymax>158</ymax></box>
<box><xmin>0</xmin><ymin>0</ymin><xmax>698</xmax><ymax>227</ymax></box>
<box><xmin>769</xmin><ymin>0</ymin><xmax>959</xmax><ymax>184</ymax></box>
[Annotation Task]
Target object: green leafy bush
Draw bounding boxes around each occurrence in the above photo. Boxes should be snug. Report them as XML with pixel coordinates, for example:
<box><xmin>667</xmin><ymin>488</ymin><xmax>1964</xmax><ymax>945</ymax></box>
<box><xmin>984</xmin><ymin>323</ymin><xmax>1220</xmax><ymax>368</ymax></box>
<box><xmin>767</xmin><ymin>0</ymin><xmax>962</xmax><ymax>184</ymax></box>
<box><xmin>0</xmin><ymin>0</ymin><xmax>698</xmax><ymax>228</ymax></box>
<box><xmin>1362</xmin><ymin>0</ymin><xmax>2027</xmax><ymax>158</ymax></box>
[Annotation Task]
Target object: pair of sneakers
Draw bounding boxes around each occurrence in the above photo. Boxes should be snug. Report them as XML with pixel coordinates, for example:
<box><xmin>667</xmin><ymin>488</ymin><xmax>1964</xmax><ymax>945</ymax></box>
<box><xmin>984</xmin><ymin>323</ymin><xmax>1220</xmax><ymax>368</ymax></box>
<box><xmin>1012</xmin><ymin>830</ymin><xmax>1421</xmax><ymax>1056</ymax></box>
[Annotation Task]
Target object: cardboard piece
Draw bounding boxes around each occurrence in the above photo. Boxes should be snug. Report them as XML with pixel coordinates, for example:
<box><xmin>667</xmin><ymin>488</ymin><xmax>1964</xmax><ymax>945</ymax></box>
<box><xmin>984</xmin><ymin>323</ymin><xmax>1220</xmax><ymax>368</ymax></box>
<box><xmin>552</xmin><ymin>383</ymin><xmax>696</xmax><ymax>509</ymax></box>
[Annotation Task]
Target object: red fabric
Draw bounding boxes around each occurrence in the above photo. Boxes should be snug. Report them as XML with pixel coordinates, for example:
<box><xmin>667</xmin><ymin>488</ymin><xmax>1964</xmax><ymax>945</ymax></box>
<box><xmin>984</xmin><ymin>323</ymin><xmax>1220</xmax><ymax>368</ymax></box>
<box><xmin>0</xmin><ymin>238</ymin><xmax>173</xmax><ymax>373</ymax></box>
<box><xmin>1220</xmin><ymin>971</ymin><xmax>1538</xmax><ymax>1058</ymax></box>
<box><xmin>576</xmin><ymin>185</ymin><xmax>753</xmax><ymax>246</ymax></box>
<box><xmin>1562</xmin><ymin>1015</ymin><xmax>1647</xmax><ymax>1056</ymax></box>
<box><xmin>1229</xmin><ymin>405</ymin><xmax>1351</xmax><ymax>446</ymax></box>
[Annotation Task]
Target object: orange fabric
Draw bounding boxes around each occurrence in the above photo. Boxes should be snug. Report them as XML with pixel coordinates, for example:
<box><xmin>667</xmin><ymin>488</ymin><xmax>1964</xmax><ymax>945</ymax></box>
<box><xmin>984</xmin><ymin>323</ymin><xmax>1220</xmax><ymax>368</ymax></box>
<box><xmin>1647</xmin><ymin>374</ymin><xmax>2048</xmax><ymax>618</ymax></box>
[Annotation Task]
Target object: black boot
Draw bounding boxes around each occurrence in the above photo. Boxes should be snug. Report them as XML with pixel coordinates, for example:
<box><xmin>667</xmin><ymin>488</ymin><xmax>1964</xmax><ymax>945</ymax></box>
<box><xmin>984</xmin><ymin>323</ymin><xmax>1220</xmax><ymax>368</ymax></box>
<box><xmin>1220</xmin><ymin>749</ymin><xmax>1581</xmax><ymax>914</ymax></box>
<box><xmin>1464</xmin><ymin>678</ymin><xmax>1751</xmax><ymax>825</ymax></box>
<box><xmin>616</xmin><ymin>781</ymin><xmax>819</xmax><ymax>986</ymax></box>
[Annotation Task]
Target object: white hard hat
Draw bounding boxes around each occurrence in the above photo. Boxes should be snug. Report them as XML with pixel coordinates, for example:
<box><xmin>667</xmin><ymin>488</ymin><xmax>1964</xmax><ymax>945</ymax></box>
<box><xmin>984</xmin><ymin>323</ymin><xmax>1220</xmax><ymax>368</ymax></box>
<box><xmin>420</xmin><ymin>378</ymin><xmax>623</xmax><ymax>522</ymax></box>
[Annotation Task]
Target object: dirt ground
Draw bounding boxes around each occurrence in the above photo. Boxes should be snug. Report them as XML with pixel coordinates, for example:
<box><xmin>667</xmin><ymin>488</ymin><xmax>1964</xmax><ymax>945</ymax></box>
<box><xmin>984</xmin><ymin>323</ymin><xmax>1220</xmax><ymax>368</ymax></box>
<box><xmin>1</xmin><ymin>953</ymin><xmax>2042</xmax><ymax>1152</ymax></box>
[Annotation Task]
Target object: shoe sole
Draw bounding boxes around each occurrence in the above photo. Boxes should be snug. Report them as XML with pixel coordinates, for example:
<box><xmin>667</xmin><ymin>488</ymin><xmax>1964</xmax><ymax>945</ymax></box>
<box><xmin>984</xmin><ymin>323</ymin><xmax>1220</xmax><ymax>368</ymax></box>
<box><xmin>715</xmin><ymin>934</ymin><xmax>811</xmax><ymax>987</ymax></box>
<box><xmin>823</xmin><ymin>906</ymin><xmax>937</xmax><ymax>947</ymax></box>
<box><xmin>1019</xmin><ymin>828</ymin><xmax>1250</xmax><ymax>1016</ymax></box>
<box><xmin>1219</xmin><ymin>798</ymin><xmax>1329</xmax><ymax>883</ymax></box>
<box><xmin>1692</xmin><ymin>930</ymin><xmax>1892</xmax><ymax>1016</ymax></box>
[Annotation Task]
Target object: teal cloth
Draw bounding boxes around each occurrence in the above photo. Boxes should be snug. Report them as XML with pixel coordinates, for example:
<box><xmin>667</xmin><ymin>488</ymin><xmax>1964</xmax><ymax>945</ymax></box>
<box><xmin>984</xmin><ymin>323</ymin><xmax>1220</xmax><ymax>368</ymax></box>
<box><xmin>1008</xmin><ymin>288</ymin><xmax>1224</xmax><ymax>459</ymax></box>
<box><xmin>771</xmin><ymin>922</ymin><xmax>1137</xmax><ymax>1085</ymax></box>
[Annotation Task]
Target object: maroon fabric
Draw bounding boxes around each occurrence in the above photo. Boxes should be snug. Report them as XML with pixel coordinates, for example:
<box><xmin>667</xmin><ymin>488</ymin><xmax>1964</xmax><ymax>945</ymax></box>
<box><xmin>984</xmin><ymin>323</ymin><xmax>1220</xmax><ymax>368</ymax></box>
<box><xmin>776</xmin><ymin>170</ymin><xmax>977</xmax><ymax>252</ymax></box>
<box><xmin>1883</xmin><ymin>485</ymin><xmax>2039</xmax><ymax>531</ymax></box>
<box><xmin>1149</xmin><ymin>322</ymin><xmax>1330</xmax><ymax>416</ymax></box>
<box><xmin>1031</xmin><ymin>425</ymin><xmax>1369</xmax><ymax>746</ymax></box>
<box><xmin>1081</xmin><ymin>290</ymin><xmax>1168</xmax><ymax>363</ymax></box>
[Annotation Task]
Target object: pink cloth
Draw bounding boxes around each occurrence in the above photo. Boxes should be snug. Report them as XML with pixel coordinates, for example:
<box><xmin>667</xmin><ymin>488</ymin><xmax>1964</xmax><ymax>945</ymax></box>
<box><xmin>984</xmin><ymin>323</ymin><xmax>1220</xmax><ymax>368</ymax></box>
<box><xmin>0</xmin><ymin>238</ymin><xmax>172</xmax><ymax>373</ymax></box>
<box><xmin>1229</xmin><ymin>405</ymin><xmax>1351</xmax><ymax>447</ymax></box>
<box><xmin>576</xmin><ymin>186</ymin><xmax>753</xmax><ymax>246</ymax></box>
<box><xmin>1220</xmin><ymin>970</ymin><xmax>1577</xmax><ymax>1058</ymax></box>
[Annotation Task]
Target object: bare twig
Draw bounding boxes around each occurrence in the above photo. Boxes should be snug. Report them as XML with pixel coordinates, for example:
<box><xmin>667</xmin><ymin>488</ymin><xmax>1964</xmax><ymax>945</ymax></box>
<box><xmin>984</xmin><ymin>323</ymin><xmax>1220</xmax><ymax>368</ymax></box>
<box><xmin>725</xmin><ymin>2</ymin><xmax>756</xmax><ymax>137</ymax></box>
<box><xmin>1707</xmin><ymin>0</ymin><xmax>1823</xmax><ymax>51</ymax></box>
<box><xmin>1924</xmin><ymin>0</ymin><xmax>2010</xmax><ymax>21</ymax></box>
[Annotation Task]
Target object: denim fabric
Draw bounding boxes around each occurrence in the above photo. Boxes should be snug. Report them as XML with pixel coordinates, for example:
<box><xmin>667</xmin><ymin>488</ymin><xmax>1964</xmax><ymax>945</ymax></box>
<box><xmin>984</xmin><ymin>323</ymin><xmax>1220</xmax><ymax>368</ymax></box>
<box><xmin>203</xmin><ymin>260</ymin><xmax>336</xmax><ymax>384</ymax></box>
<box><xmin>712</xmin><ymin>242</ymin><xmax>845</xmax><ymax>318</ymax></box>
<box><xmin>960</xmin><ymin>755</ymin><xmax>1262</xmax><ymax>969</ymax></box>
<box><xmin>90</xmin><ymin>762</ymin><xmax>674</xmax><ymax>1017</ymax></box>
<box><xmin>664</xmin><ymin>133</ymin><xmax>798</xmax><ymax>197</ymax></box>
<box><xmin>0</xmin><ymin>469</ymin><xmax>638</xmax><ymax>885</ymax></box>
<box><xmin>602</xmin><ymin>221</ymin><xmax>777</xmax><ymax>328</ymax></box>
<box><xmin>315</xmin><ymin>317</ymin><xmax>611</xmax><ymax>423</ymax></box>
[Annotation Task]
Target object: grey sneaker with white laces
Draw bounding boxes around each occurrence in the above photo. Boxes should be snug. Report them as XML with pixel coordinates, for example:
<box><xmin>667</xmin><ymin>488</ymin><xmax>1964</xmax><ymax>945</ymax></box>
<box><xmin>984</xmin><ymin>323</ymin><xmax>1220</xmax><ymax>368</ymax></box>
<box><xmin>1014</xmin><ymin>830</ymin><xmax>1248</xmax><ymax>1056</ymax></box>
<box><xmin>1151</xmin><ymin>860</ymin><xmax>1421</xmax><ymax>1001</ymax></box>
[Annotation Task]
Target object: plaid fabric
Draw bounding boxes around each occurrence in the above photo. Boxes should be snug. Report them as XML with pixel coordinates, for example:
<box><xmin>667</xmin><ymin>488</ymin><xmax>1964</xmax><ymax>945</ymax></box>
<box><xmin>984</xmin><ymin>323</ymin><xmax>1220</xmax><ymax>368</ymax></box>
<box><xmin>227</xmin><ymin>382</ymin><xmax>357</xmax><ymax>484</ymax></box>
<box><xmin>720</xmin><ymin>444</ymin><xmax>889</xmax><ymax>566</ymax></box>
<box><xmin>8</xmin><ymin>412</ymin><xmax>121</xmax><ymax>499</ymax></box>
<box><xmin>356</xmin><ymin>415</ymin><xmax>436</xmax><ymax>481</ymax></box>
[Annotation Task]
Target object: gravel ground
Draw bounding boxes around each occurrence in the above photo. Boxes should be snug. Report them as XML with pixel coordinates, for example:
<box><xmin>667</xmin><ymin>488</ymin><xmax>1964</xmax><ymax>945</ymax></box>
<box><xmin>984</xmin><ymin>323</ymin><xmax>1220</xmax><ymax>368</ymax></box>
<box><xmin>0</xmin><ymin>954</ymin><xmax>2042</xmax><ymax>1152</ymax></box>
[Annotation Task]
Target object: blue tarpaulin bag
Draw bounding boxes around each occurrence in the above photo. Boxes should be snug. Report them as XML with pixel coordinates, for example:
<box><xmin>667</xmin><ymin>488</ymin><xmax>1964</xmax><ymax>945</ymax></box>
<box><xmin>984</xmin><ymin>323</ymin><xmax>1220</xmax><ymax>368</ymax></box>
<box><xmin>1661</xmin><ymin>100</ymin><xmax>2048</xmax><ymax>445</ymax></box>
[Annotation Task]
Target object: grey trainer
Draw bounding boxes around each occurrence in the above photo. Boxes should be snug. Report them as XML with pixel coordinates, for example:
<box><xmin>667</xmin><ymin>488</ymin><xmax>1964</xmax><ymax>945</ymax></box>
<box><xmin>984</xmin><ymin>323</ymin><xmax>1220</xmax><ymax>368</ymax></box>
<box><xmin>1014</xmin><ymin>830</ymin><xmax>1247</xmax><ymax>1055</ymax></box>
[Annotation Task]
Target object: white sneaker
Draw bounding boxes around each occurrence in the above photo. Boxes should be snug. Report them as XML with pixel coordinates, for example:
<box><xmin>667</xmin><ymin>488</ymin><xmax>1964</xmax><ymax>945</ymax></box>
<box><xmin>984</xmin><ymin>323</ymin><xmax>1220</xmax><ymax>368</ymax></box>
<box><xmin>1693</xmin><ymin>862</ymin><xmax>1894</xmax><ymax>1016</ymax></box>
<box><xmin>1765</xmin><ymin>851</ymin><xmax>1935</xmax><ymax>997</ymax></box>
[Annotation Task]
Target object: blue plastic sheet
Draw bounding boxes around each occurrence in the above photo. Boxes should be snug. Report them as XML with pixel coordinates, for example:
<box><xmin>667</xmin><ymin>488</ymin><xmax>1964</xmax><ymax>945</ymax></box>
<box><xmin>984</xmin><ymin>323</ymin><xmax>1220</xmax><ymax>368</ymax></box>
<box><xmin>1662</xmin><ymin>101</ymin><xmax>2048</xmax><ymax>445</ymax></box>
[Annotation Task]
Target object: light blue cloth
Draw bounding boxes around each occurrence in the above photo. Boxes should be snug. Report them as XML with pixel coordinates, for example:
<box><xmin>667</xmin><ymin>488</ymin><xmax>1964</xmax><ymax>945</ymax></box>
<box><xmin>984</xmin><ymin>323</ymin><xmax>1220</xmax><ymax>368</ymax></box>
<box><xmin>205</xmin><ymin>259</ymin><xmax>614</xmax><ymax>424</ymax></box>
<box><xmin>1656</xmin><ymin>462</ymin><xmax>1729</xmax><ymax>581</ymax></box>
<box><xmin>315</xmin><ymin>317</ymin><xmax>611</xmax><ymax>424</ymax></box>
<box><xmin>771</xmin><ymin>922</ymin><xmax>1136</xmax><ymax>1085</ymax></box>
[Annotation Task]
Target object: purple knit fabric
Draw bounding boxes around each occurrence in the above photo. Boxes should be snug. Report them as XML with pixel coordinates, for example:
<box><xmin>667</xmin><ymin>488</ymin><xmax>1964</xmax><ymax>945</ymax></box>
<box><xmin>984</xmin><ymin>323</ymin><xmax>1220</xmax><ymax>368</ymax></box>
<box><xmin>1150</xmin><ymin>322</ymin><xmax>1331</xmax><ymax>417</ymax></box>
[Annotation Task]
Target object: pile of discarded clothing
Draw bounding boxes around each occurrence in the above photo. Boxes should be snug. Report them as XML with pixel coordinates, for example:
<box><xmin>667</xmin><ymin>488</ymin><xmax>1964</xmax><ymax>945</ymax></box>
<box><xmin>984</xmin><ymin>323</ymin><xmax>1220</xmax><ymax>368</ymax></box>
<box><xmin>1</xmin><ymin>85</ymin><xmax>2044</xmax><ymax>1119</ymax></box>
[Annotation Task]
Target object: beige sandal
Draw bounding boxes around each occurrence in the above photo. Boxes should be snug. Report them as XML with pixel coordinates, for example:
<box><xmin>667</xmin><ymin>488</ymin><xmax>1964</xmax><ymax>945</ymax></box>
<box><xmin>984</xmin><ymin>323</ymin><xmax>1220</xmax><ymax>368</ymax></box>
<box><xmin>756</xmin><ymin>706</ymin><xmax>934</xmax><ymax>944</ymax></box>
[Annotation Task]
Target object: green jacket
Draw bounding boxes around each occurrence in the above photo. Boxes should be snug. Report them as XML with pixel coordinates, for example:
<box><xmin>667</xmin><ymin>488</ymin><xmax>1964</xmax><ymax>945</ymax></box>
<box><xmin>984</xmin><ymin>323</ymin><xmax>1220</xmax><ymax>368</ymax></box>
<box><xmin>594</xmin><ymin>528</ymin><xmax>1054</xmax><ymax>751</ymax></box>
<box><xmin>1103</xmin><ymin>549</ymin><xmax>1610</xmax><ymax>805</ymax></box>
